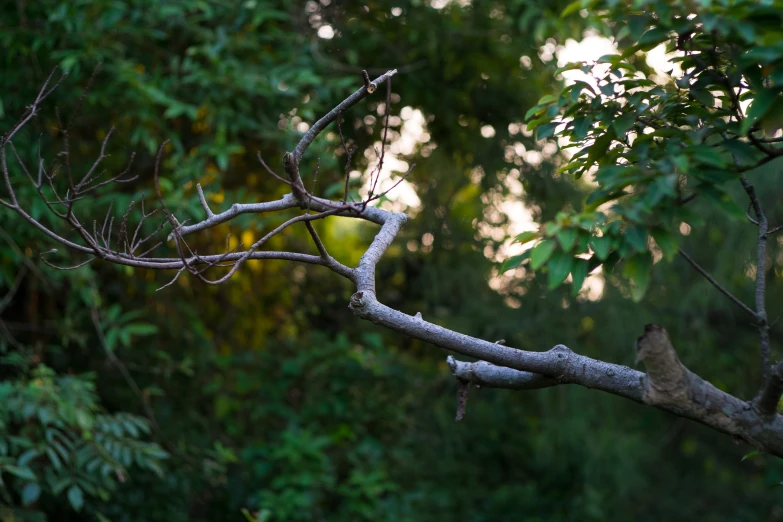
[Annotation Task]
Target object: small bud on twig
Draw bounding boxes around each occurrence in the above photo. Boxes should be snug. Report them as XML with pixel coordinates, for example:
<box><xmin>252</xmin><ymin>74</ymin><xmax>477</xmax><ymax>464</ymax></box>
<box><xmin>362</xmin><ymin>70</ymin><xmax>376</xmax><ymax>93</ymax></box>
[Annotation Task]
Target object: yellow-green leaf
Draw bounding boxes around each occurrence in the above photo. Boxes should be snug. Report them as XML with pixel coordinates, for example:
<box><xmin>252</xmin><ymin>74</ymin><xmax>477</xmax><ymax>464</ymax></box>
<box><xmin>531</xmin><ymin>239</ymin><xmax>557</xmax><ymax>270</ymax></box>
<box><xmin>514</xmin><ymin>231</ymin><xmax>540</xmax><ymax>245</ymax></box>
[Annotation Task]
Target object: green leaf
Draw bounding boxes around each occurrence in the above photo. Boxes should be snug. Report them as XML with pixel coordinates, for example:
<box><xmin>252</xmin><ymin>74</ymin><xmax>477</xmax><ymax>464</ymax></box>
<box><xmin>628</xmin><ymin>15</ymin><xmax>648</xmax><ymax>41</ymax></box>
<box><xmin>561</xmin><ymin>0</ymin><xmax>585</xmax><ymax>17</ymax></box>
<box><xmin>761</xmin><ymin>99</ymin><xmax>783</xmax><ymax>137</ymax></box>
<box><xmin>701</xmin><ymin>186</ymin><xmax>746</xmax><ymax>220</ymax></box>
<box><xmin>123</xmin><ymin>323</ymin><xmax>158</xmax><ymax>336</ymax></box>
<box><xmin>596</xmin><ymin>54</ymin><xmax>621</xmax><ymax>65</ymax></box>
<box><xmin>537</xmin><ymin>122</ymin><xmax>558</xmax><ymax>140</ymax></box>
<box><xmin>771</xmin><ymin>68</ymin><xmax>783</xmax><ymax>88</ymax></box>
<box><xmin>530</xmin><ymin>240</ymin><xmax>557</xmax><ymax>270</ymax></box>
<box><xmin>556</xmin><ymin>229</ymin><xmax>578</xmax><ymax>252</ymax></box>
<box><xmin>571</xmin><ymin>258</ymin><xmax>588</xmax><ymax>295</ymax></box>
<box><xmin>572</xmin><ymin>116</ymin><xmax>592</xmax><ymax>141</ymax></box>
<box><xmin>575</xmin><ymin>231</ymin><xmax>590</xmax><ymax>254</ymax></box>
<box><xmin>695</xmin><ymin>169</ymin><xmax>738</xmax><ymax>183</ymax></box>
<box><xmin>536</xmin><ymin>94</ymin><xmax>558</xmax><ymax>105</ymax></box>
<box><xmin>690</xmin><ymin>89</ymin><xmax>714</xmax><ymax>107</ymax></box>
<box><xmin>68</xmin><ymin>485</ymin><xmax>84</xmax><ymax>511</ymax></box>
<box><xmin>555</xmin><ymin>62</ymin><xmax>583</xmax><ymax>75</ymax></box>
<box><xmin>612</xmin><ymin>113</ymin><xmax>635</xmax><ymax>135</ymax></box>
<box><xmin>584</xmin><ymin>128</ymin><xmax>616</xmax><ymax>172</ymax></box>
<box><xmin>22</xmin><ymin>483</ymin><xmax>41</xmax><ymax>506</ymax></box>
<box><xmin>688</xmin><ymin>145</ymin><xmax>726</xmax><ymax>168</ymax></box>
<box><xmin>569</xmin><ymin>80</ymin><xmax>596</xmax><ymax>101</ymax></box>
<box><xmin>625</xmin><ymin>226</ymin><xmax>648</xmax><ymax>252</ymax></box>
<box><xmin>734</xmin><ymin>21</ymin><xmax>756</xmax><ymax>43</ymax></box>
<box><xmin>745</xmin><ymin>47</ymin><xmax>783</xmax><ymax>65</ymax></box>
<box><xmin>547</xmin><ymin>251</ymin><xmax>573</xmax><ymax>290</ymax></box>
<box><xmin>143</xmin><ymin>385</ymin><xmax>165</xmax><ymax>397</ymax></box>
<box><xmin>499</xmin><ymin>251</ymin><xmax>530</xmax><ymax>273</ymax></box>
<box><xmin>637</xmin><ymin>27</ymin><xmax>670</xmax><ymax>51</ymax></box>
<box><xmin>525</xmin><ymin>105</ymin><xmax>544</xmax><ymax>121</ymax></box>
<box><xmin>672</xmin><ymin>155</ymin><xmax>689</xmax><ymax>173</ymax></box>
<box><xmin>45</xmin><ymin>447</ymin><xmax>62</xmax><ymax>470</ymax></box>
<box><xmin>18</xmin><ymin>449</ymin><xmax>39</xmax><ymax>467</ymax></box>
<box><xmin>513</xmin><ymin>231</ymin><xmax>540</xmax><ymax>245</ymax></box>
<box><xmin>590</xmin><ymin>236</ymin><xmax>612</xmax><ymax>260</ymax></box>
<box><xmin>721</xmin><ymin>139</ymin><xmax>758</xmax><ymax>165</ymax></box>
<box><xmin>650</xmin><ymin>228</ymin><xmax>678</xmax><ymax>261</ymax></box>
<box><xmin>741</xmin><ymin>89</ymin><xmax>779</xmax><ymax>135</ymax></box>
<box><xmin>543</xmin><ymin>222</ymin><xmax>562</xmax><ymax>237</ymax></box>
<box><xmin>526</xmin><ymin>117</ymin><xmax>549</xmax><ymax>129</ymax></box>
<box><xmin>741</xmin><ymin>450</ymin><xmax>760</xmax><ymax>462</ymax></box>
<box><xmin>3</xmin><ymin>465</ymin><xmax>36</xmax><ymax>481</ymax></box>
<box><xmin>624</xmin><ymin>251</ymin><xmax>652</xmax><ymax>302</ymax></box>
<box><xmin>51</xmin><ymin>477</ymin><xmax>72</xmax><ymax>495</ymax></box>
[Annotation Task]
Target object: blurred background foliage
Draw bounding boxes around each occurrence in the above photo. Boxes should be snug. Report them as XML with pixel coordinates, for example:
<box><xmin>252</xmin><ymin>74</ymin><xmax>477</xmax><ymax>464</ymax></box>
<box><xmin>1</xmin><ymin>0</ymin><xmax>783</xmax><ymax>520</ymax></box>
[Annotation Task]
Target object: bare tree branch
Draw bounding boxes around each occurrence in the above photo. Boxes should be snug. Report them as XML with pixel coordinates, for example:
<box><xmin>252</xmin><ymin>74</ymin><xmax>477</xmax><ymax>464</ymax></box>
<box><xmin>738</xmin><ymin>175</ymin><xmax>775</xmax><ymax>411</ymax></box>
<box><xmin>447</xmin><ymin>355</ymin><xmax>558</xmax><ymax>390</ymax></box>
<box><xmin>7</xmin><ymin>68</ymin><xmax>783</xmax><ymax>458</ymax></box>
<box><xmin>293</xmin><ymin>69</ymin><xmax>397</xmax><ymax>163</ymax></box>
<box><xmin>719</xmin><ymin>135</ymin><xmax>774</xmax><ymax>399</ymax></box>
<box><xmin>757</xmin><ymin>361</ymin><xmax>783</xmax><ymax>417</ymax></box>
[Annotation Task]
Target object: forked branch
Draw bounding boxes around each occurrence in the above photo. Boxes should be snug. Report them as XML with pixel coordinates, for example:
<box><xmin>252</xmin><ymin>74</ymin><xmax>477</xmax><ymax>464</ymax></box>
<box><xmin>5</xmin><ymin>68</ymin><xmax>783</xmax><ymax>458</ymax></box>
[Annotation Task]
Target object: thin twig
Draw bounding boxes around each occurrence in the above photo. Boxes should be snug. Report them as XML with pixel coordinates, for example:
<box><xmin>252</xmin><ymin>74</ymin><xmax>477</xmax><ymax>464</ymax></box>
<box><xmin>678</xmin><ymin>249</ymin><xmax>756</xmax><ymax>318</ymax></box>
<box><xmin>370</xmin><ymin>76</ymin><xmax>393</xmax><ymax>199</ymax></box>
<box><xmin>740</xmin><ymin>176</ymin><xmax>772</xmax><ymax>389</ymax></box>
<box><xmin>305</xmin><ymin>221</ymin><xmax>329</xmax><ymax>259</ymax></box>
<box><xmin>336</xmin><ymin>119</ymin><xmax>354</xmax><ymax>204</ymax></box>
<box><xmin>196</xmin><ymin>183</ymin><xmax>215</xmax><ymax>218</ymax></box>
<box><xmin>292</xmin><ymin>69</ymin><xmax>396</xmax><ymax>162</ymax></box>
<box><xmin>721</xmin><ymin>134</ymin><xmax>773</xmax><ymax>386</ymax></box>
<box><xmin>365</xmin><ymin>163</ymin><xmax>416</xmax><ymax>205</ymax></box>
<box><xmin>39</xmin><ymin>252</ymin><xmax>96</xmax><ymax>271</ymax></box>
<box><xmin>257</xmin><ymin>152</ymin><xmax>292</xmax><ymax>186</ymax></box>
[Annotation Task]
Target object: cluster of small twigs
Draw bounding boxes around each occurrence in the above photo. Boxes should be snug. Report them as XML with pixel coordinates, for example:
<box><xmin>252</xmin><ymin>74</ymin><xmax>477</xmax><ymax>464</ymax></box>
<box><xmin>0</xmin><ymin>66</ymin><xmax>409</xmax><ymax>291</ymax></box>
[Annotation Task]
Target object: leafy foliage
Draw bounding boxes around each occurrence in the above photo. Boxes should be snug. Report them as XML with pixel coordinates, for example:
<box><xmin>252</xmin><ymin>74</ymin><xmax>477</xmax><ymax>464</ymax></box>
<box><xmin>512</xmin><ymin>0</ymin><xmax>783</xmax><ymax>300</ymax></box>
<box><xmin>0</xmin><ymin>361</ymin><xmax>166</xmax><ymax>519</ymax></box>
